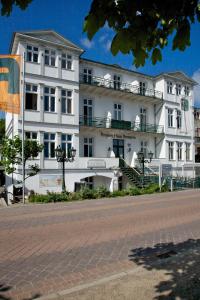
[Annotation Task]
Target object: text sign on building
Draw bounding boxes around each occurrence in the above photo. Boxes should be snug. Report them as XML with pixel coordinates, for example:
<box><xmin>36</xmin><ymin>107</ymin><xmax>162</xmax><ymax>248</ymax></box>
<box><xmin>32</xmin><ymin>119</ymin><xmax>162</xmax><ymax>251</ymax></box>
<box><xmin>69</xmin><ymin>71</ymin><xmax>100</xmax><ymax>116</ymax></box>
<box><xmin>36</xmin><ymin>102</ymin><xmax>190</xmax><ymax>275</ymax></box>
<box><xmin>87</xmin><ymin>159</ymin><xmax>106</xmax><ymax>169</ymax></box>
<box><xmin>162</xmin><ymin>164</ymin><xmax>172</xmax><ymax>177</ymax></box>
<box><xmin>39</xmin><ymin>175</ymin><xmax>62</xmax><ymax>187</ymax></box>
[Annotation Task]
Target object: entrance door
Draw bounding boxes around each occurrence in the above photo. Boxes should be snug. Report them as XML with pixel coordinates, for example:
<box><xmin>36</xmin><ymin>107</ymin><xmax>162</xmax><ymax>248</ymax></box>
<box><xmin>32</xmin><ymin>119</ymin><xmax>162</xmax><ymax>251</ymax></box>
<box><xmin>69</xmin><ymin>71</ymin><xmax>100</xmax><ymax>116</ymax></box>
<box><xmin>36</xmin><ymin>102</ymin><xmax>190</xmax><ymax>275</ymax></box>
<box><xmin>113</xmin><ymin>139</ymin><xmax>124</xmax><ymax>158</ymax></box>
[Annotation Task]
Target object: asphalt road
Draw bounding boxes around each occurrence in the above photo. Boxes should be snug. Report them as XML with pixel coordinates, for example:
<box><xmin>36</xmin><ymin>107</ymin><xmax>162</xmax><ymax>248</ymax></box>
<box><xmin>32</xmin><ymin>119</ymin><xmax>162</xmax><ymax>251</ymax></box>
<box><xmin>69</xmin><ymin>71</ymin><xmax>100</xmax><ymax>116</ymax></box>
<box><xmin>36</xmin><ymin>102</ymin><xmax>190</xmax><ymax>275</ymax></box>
<box><xmin>0</xmin><ymin>189</ymin><xmax>200</xmax><ymax>300</ymax></box>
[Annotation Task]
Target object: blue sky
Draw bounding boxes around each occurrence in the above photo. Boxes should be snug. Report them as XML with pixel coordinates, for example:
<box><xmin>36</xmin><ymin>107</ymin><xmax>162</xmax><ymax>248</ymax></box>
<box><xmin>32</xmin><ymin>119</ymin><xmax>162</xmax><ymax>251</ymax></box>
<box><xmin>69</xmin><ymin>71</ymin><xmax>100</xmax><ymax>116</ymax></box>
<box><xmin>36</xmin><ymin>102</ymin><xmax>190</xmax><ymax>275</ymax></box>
<box><xmin>0</xmin><ymin>0</ymin><xmax>200</xmax><ymax>107</ymax></box>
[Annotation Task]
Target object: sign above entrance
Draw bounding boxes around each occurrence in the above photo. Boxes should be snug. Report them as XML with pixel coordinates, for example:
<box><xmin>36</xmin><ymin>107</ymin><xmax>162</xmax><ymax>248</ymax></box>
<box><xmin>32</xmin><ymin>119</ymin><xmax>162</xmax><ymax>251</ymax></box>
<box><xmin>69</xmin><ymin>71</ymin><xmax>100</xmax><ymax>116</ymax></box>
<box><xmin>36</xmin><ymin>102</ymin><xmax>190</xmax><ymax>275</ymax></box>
<box><xmin>87</xmin><ymin>159</ymin><xmax>106</xmax><ymax>169</ymax></box>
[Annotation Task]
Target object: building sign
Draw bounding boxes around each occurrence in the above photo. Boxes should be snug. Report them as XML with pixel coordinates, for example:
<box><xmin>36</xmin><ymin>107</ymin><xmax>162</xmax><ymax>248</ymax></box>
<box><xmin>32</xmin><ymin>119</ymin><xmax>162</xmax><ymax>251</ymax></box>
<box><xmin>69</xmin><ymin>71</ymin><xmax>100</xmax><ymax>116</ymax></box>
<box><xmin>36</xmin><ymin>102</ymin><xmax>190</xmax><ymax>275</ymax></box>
<box><xmin>162</xmin><ymin>164</ymin><xmax>172</xmax><ymax>177</ymax></box>
<box><xmin>39</xmin><ymin>175</ymin><xmax>62</xmax><ymax>187</ymax></box>
<box><xmin>87</xmin><ymin>159</ymin><xmax>106</xmax><ymax>169</ymax></box>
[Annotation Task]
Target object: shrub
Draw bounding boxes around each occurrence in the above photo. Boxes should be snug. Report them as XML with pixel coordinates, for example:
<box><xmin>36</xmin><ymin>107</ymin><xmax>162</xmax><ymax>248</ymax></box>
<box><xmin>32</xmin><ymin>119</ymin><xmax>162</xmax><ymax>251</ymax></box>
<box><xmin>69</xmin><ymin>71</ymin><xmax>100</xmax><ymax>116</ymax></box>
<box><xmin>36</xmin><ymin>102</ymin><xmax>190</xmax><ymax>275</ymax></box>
<box><xmin>79</xmin><ymin>187</ymin><xmax>97</xmax><ymax>200</ymax></box>
<box><xmin>111</xmin><ymin>190</ymin><xmax>129</xmax><ymax>197</ymax></box>
<box><xmin>161</xmin><ymin>183</ymin><xmax>170</xmax><ymax>192</ymax></box>
<box><xmin>126</xmin><ymin>186</ymin><xmax>141</xmax><ymax>196</ymax></box>
<box><xmin>29</xmin><ymin>194</ymin><xmax>50</xmax><ymax>203</ymax></box>
<box><xmin>142</xmin><ymin>183</ymin><xmax>160</xmax><ymax>194</ymax></box>
<box><xmin>95</xmin><ymin>185</ymin><xmax>110</xmax><ymax>198</ymax></box>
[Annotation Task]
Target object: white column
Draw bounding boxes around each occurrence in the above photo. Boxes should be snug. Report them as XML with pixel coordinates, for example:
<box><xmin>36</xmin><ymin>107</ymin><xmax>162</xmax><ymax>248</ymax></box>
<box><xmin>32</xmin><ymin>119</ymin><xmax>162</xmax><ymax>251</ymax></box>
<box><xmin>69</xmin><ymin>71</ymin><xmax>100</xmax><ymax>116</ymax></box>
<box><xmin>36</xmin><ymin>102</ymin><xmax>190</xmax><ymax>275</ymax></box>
<box><xmin>56</xmin><ymin>86</ymin><xmax>62</xmax><ymax>124</ymax></box>
<box><xmin>57</xmin><ymin>50</ymin><xmax>62</xmax><ymax>79</ymax></box>
<box><xmin>40</xmin><ymin>47</ymin><xmax>45</xmax><ymax>76</ymax></box>
<box><xmin>39</xmin><ymin>83</ymin><xmax>44</xmax><ymax>122</ymax></box>
<box><xmin>39</xmin><ymin>131</ymin><xmax>44</xmax><ymax>169</ymax></box>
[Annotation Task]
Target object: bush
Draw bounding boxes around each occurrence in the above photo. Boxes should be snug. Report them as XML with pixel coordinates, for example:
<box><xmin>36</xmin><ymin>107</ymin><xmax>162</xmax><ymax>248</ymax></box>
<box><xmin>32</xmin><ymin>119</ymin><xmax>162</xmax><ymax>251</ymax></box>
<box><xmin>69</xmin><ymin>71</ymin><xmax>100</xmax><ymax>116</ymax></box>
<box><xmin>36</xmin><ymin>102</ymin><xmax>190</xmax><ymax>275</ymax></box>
<box><xmin>161</xmin><ymin>183</ymin><xmax>170</xmax><ymax>192</ymax></box>
<box><xmin>95</xmin><ymin>185</ymin><xmax>110</xmax><ymax>198</ymax></box>
<box><xmin>79</xmin><ymin>187</ymin><xmax>97</xmax><ymax>200</ymax></box>
<box><xmin>111</xmin><ymin>190</ymin><xmax>129</xmax><ymax>197</ymax></box>
<box><xmin>126</xmin><ymin>186</ymin><xmax>141</xmax><ymax>196</ymax></box>
<box><xmin>142</xmin><ymin>183</ymin><xmax>160</xmax><ymax>194</ymax></box>
<box><xmin>29</xmin><ymin>192</ymin><xmax>69</xmax><ymax>203</ymax></box>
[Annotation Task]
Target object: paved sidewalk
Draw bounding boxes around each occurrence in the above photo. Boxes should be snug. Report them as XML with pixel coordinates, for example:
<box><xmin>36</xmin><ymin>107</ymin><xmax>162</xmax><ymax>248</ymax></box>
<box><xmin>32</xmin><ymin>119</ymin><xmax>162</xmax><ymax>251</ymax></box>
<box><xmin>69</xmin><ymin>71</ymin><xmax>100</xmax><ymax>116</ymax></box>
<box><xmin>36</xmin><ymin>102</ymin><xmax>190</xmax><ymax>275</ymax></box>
<box><xmin>0</xmin><ymin>189</ymin><xmax>200</xmax><ymax>300</ymax></box>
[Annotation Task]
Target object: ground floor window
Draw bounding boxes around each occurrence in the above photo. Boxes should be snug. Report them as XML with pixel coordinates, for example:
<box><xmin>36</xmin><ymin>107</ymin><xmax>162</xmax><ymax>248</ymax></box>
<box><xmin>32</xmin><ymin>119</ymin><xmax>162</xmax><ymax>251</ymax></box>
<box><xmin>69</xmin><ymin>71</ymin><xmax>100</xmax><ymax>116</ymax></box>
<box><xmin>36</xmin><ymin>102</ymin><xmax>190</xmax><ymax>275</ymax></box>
<box><xmin>140</xmin><ymin>141</ymin><xmax>148</xmax><ymax>158</ymax></box>
<box><xmin>44</xmin><ymin>133</ymin><xmax>55</xmax><ymax>158</ymax></box>
<box><xmin>186</xmin><ymin>143</ymin><xmax>191</xmax><ymax>161</ymax></box>
<box><xmin>168</xmin><ymin>142</ymin><xmax>174</xmax><ymax>160</ymax></box>
<box><xmin>177</xmin><ymin>142</ymin><xmax>183</xmax><ymax>161</ymax></box>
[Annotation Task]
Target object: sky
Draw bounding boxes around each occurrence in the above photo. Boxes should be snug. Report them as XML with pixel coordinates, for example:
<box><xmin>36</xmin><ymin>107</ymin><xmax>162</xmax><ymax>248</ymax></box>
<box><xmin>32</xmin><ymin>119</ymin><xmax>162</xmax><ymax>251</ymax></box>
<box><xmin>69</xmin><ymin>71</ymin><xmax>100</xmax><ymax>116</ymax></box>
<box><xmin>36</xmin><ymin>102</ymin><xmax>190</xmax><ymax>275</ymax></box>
<box><xmin>0</xmin><ymin>0</ymin><xmax>200</xmax><ymax>109</ymax></box>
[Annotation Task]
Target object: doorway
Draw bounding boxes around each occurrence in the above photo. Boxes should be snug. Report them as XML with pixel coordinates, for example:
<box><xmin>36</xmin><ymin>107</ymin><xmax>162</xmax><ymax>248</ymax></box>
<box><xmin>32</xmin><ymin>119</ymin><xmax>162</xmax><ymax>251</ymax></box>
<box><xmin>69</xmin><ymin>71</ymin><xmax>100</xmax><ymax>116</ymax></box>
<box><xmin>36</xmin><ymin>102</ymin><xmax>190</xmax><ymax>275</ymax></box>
<box><xmin>113</xmin><ymin>139</ymin><xmax>124</xmax><ymax>158</ymax></box>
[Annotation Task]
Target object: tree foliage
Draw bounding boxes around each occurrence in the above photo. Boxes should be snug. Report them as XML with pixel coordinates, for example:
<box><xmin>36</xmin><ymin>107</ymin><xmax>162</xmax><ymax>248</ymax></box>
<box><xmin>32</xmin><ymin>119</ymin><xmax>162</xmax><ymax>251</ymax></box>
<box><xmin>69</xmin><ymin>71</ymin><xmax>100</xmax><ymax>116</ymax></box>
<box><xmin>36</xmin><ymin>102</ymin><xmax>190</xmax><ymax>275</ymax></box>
<box><xmin>84</xmin><ymin>0</ymin><xmax>200</xmax><ymax>67</ymax></box>
<box><xmin>0</xmin><ymin>119</ymin><xmax>5</xmax><ymax>143</ymax></box>
<box><xmin>0</xmin><ymin>0</ymin><xmax>33</xmax><ymax>16</ymax></box>
<box><xmin>1</xmin><ymin>135</ymin><xmax>43</xmax><ymax>181</ymax></box>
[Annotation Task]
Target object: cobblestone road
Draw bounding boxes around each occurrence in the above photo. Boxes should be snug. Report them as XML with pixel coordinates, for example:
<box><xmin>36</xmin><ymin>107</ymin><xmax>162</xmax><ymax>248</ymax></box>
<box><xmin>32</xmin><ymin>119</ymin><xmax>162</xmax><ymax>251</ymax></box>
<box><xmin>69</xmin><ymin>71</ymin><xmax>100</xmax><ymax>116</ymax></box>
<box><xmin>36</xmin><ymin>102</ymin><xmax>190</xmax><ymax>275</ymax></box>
<box><xmin>0</xmin><ymin>190</ymin><xmax>200</xmax><ymax>299</ymax></box>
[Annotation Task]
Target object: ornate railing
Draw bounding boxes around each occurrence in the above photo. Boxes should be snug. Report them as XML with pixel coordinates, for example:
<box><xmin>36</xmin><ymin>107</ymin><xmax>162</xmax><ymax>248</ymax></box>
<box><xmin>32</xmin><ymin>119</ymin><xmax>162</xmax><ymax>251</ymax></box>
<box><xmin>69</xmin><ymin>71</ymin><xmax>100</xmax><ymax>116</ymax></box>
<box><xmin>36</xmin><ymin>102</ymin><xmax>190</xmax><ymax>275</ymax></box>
<box><xmin>80</xmin><ymin>74</ymin><xmax>163</xmax><ymax>100</ymax></box>
<box><xmin>79</xmin><ymin>116</ymin><xmax>164</xmax><ymax>134</ymax></box>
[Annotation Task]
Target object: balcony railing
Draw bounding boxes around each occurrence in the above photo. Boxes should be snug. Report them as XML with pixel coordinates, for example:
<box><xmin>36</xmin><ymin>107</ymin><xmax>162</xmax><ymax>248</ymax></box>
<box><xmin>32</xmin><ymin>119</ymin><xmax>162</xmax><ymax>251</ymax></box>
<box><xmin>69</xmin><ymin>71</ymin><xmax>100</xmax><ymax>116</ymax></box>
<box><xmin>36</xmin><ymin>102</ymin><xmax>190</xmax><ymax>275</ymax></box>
<box><xmin>80</xmin><ymin>74</ymin><xmax>163</xmax><ymax>100</ymax></box>
<box><xmin>79</xmin><ymin>116</ymin><xmax>164</xmax><ymax>134</ymax></box>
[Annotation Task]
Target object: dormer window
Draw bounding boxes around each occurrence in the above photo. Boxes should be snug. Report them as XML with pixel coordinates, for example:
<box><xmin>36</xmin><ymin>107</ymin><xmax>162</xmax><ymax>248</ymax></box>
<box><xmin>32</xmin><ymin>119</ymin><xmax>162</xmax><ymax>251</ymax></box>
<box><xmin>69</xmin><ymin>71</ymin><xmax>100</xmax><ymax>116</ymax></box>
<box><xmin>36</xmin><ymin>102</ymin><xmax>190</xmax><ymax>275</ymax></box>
<box><xmin>167</xmin><ymin>81</ymin><xmax>173</xmax><ymax>94</ymax></box>
<box><xmin>139</xmin><ymin>82</ymin><xmax>146</xmax><ymax>96</ymax></box>
<box><xmin>45</xmin><ymin>49</ymin><xmax>56</xmax><ymax>66</ymax></box>
<box><xmin>61</xmin><ymin>53</ymin><xmax>72</xmax><ymax>70</ymax></box>
<box><xmin>113</xmin><ymin>75</ymin><xmax>121</xmax><ymax>90</ymax></box>
<box><xmin>176</xmin><ymin>84</ymin><xmax>181</xmax><ymax>95</ymax></box>
<box><xmin>26</xmin><ymin>45</ymin><xmax>39</xmax><ymax>63</ymax></box>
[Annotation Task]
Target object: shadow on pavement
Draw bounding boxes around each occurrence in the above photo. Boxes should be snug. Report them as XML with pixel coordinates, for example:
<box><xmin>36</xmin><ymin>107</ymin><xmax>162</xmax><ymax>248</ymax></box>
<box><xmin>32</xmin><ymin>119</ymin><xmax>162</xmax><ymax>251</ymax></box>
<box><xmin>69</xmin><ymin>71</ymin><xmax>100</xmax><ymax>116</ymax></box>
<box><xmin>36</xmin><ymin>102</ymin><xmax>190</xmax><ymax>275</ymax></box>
<box><xmin>129</xmin><ymin>238</ymin><xmax>200</xmax><ymax>300</ymax></box>
<box><xmin>0</xmin><ymin>284</ymin><xmax>41</xmax><ymax>300</ymax></box>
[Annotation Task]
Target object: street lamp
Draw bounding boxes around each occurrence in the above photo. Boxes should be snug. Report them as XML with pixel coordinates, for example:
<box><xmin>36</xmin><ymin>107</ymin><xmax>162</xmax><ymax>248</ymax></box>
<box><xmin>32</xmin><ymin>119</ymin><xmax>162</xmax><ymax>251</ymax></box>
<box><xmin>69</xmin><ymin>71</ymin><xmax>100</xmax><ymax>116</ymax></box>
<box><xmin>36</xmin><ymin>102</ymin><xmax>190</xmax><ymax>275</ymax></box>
<box><xmin>55</xmin><ymin>145</ymin><xmax>76</xmax><ymax>193</ymax></box>
<box><xmin>137</xmin><ymin>150</ymin><xmax>153</xmax><ymax>187</ymax></box>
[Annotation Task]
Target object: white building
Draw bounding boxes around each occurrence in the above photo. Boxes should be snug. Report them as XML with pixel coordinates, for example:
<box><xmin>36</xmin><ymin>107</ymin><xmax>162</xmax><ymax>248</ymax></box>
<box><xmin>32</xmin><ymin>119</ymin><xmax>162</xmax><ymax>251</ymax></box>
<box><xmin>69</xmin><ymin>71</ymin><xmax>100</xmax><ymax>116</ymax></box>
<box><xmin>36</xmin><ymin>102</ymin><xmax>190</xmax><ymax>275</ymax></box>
<box><xmin>6</xmin><ymin>30</ymin><xmax>197</xmax><ymax>195</ymax></box>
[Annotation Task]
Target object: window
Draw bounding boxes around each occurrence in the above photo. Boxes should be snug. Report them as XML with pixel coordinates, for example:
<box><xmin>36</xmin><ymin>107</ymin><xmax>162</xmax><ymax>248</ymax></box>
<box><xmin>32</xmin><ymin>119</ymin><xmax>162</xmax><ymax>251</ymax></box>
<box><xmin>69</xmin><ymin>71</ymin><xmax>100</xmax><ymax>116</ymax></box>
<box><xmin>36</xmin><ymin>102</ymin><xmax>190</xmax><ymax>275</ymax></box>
<box><xmin>167</xmin><ymin>81</ymin><xmax>173</xmax><ymax>94</ymax></box>
<box><xmin>140</xmin><ymin>108</ymin><xmax>147</xmax><ymax>126</ymax></box>
<box><xmin>61</xmin><ymin>53</ymin><xmax>72</xmax><ymax>69</ymax></box>
<box><xmin>168</xmin><ymin>109</ymin><xmax>173</xmax><ymax>127</ymax></box>
<box><xmin>186</xmin><ymin>143</ymin><xmax>191</xmax><ymax>161</ymax></box>
<box><xmin>168</xmin><ymin>142</ymin><xmax>174</xmax><ymax>160</ymax></box>
<box><xmin>44</xmin><ymin>87</ymin><xmax>55</xmax><ymax>112</ymax></box>
<box><xmin>113</xmin><ymin>75</ymin><xmax>121</xmax><ymax>90</ymax></box>
<box><xmin>84</xmin><ymin>137</ymin><xmax>93</xmax><ymax>157</ymax></box>
<box><xmin>184</xmin><ymin>86</ymin><xmax>190</xmax><ymax>96</ymax></box>
<box><xmin>61</xmin><ymin>90</ymin><xmax>72</xmax><ymax>114</ymax></box>
<box><xmin>141</xmin><ymin>141</ymin><xmax>148</xmax><ymax>158</ymax></box>
<box><xmin>61</xmin><ymin>134</ymin><xmax>72</xmax><ymax>156</ymax></box>
<box><xmin>83</xmin><ymin>99</ymin><xmax>93</xmax><ymax>125</ymax></box>
<box><xmin>139</xmin><ymin>82</ymin><xmax>146</xmax><ymax>96</ymax></box>
<box><xmin>83</xmin><ymin>68</ymin><xmax>92</xmax><ymax>84</ymax></box>
<box><xmin>44</xmin><ymin>49</ymin><xmax>56</xmax><ymax>66</ymax></box>
<box><xmin>26</xmin><ymin>45</ymin><xmax>39</xmax><ymax>63</ymax></box>
<box><xmin>85</xmin><ymin>177</ymin><xmax>93</xmax><ymax>189</ymax></box>
<box><xmin>176</xmin><ymin>84</ymin><xmax>181</xmax><ymax>95</ymax></box>
<box><xmin>25</xmin><ymin>84</ymin><xmax>38</xmax><ymax>110</ymax></box>
<box><xmin>114</xmin><ymin>103</ymin><xmax>122</xmax><ymax>120</ymax></box>
<box><xmin>177</xmin><ymin>110</ymin><xmax>182</xmax><ymax>129</ymax></box>
<box><xmin>177</xmin><ymin>142</ymin><xmax>183</xmax><ymax>161</ymax></box>
<box><xmin>44</xmin><ymin>133</ymin><xmax>55</xmax><ymax>158</ymax></box>
<box><xmin>25</xmin><ymin>132</ymin><xmax>37</xmax><ymax>140</ymax></box>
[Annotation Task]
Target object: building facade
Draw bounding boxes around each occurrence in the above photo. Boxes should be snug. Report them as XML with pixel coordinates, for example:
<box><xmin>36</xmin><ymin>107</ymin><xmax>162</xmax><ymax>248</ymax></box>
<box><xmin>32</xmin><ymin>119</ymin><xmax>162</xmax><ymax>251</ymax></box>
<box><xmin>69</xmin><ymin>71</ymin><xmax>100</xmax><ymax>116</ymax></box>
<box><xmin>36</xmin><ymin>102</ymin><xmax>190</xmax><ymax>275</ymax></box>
<box><xmin>6</xmin><ymin>30</ymin><xmax>197</xmax><ymax>195</ymax></box>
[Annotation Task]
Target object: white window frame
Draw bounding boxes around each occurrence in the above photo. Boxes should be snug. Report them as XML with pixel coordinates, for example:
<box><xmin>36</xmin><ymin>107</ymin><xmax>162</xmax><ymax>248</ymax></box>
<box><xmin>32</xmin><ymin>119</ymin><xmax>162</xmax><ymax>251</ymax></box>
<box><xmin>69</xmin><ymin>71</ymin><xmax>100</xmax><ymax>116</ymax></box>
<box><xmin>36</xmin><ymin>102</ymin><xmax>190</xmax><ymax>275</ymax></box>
<box><xmin>168</xmin><ymin>142</ymin><xmax>174</xmax><ymax>160</ymax></box>
<box><xmin>176</xmin><ymin>83</ymin><xmax>181</xmax><ymax>95</ymax></box>
<box><xmin>114</xmin><ymin>103</ymin><xmax>122</xmax><ymax>120</ymax></box>
<box><xmin>25</xmin><ymin>131</ymin><xmax>38</xmax><ymax>140</ymax></box>
<box><xmin>186</xmin><ymin>143</ymin><xmax>191</xmax><ymax>161</ymax></box>
<box><xmin>167</xmin><ymin>81</ymin><xmax>173</xmax><ymax>94</ymax></box>
<box><xmin>168</xmin><ymin>108</ymin><xmax>173</xmax><ymax>127</ymax></box>
<box><xmin>61</xmin><ymin>134</ymin><xmax>72</xmax><ymax>156</ymax></box>
<box><xmin>61</xmin><ymin>89</ymin><xmax>72</xmax><ymax>114</ymax></box>
<box><xmin>184</xmin><ymin>86</ymin><xmax>190</xmax><ymax>96</ymax></box>
<box><xmin>44</xmin><ymin>133</ymin><xmax>55</xmax><ymax>159</ymax></box>
<box><xmin>83</xmin><ymin>137</ymin><xmax>93</xmax><ymax>157</ymax></box>
<box><xmin>83</xmin><ymin>68</ymin><xmax>92</xmax><ymax>83</ymax></box>
<box><xmin>177</xmin><ymin>142</ymin><xmax>183</xmax><ymax>161</ymax></box>
<box><xmin>25</xmin><ymin>83</ymin><xmax>38</xmax><ymax>110</ymax></box>
<box><xmin>44</xmin><ymin>49</ymin><xmax>56</xmax><ymax>66</ymax></box>
<box><xmin>44</xmin><ymin>87</ymin><xmax>55</xmax><ymax>112</ymax></box>
<box><xmin>113</xmin><ymin>74</ymin><xmax>121</xmax><ymax>90</ymax></box>
<box><xmin>139</xmin><ymin>81</ymin><xmax>146</xmax><ymax>95</ymax></box>
<box><xmin>26</xmin><ymin>45</ymin><xmax>39</xmax><ymax>63</ymax></box>
<box><xmin>177</xmin><ymin>110</ymin><xmax>182</xmax><ymax>129</ymax></box>
<box><xmin>61</xmin><ymin>53</ymin><xmax>72</xmax><ymax>70</ymax></box>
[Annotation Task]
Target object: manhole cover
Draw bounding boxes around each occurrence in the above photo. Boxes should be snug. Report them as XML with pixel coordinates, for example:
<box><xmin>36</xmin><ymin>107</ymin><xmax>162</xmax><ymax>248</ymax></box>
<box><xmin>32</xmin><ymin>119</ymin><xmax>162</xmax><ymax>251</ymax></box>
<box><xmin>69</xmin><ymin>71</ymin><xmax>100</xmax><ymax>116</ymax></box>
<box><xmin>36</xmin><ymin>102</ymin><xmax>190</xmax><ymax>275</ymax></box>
<box><xmin>156</xmin><ymin>250</ymin><xmax>177</xmax><ymax>259</ymax></box>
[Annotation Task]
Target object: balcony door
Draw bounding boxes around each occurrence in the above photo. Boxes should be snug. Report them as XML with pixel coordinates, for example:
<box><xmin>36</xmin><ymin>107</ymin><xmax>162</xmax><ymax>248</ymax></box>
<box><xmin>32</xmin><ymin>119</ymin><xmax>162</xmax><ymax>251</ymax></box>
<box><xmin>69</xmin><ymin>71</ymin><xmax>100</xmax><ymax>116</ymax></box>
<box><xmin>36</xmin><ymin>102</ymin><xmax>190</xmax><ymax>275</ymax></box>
<box><xmin>83</xmin><ymin>99</ymin><xmax>93</xmax><ymax>126</ymax></box>
<box><xmin>83</xmin><ymin>68</ymin><xmax>92</xmax><ymax>84</ymax></box>
<box><xmin>113</xmin><ymin>139</ymin><xmax>124</xmax><ymax>158</ymax></box>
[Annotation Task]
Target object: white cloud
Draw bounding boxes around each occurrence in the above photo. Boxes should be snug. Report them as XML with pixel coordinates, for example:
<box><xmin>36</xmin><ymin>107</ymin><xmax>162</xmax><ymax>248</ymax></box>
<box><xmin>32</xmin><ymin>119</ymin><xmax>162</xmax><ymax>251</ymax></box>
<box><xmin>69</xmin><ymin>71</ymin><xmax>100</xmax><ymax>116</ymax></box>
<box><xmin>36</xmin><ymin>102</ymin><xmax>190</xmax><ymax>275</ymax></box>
<box><xmin>192</xmin><ymin>69</ymin><xmax>200</xmax><ymax>107</ymax></box>
<box><xmin>80</xmin><ymin>37</ymin><xmax>94</xmax><ymax>49</ymax></box>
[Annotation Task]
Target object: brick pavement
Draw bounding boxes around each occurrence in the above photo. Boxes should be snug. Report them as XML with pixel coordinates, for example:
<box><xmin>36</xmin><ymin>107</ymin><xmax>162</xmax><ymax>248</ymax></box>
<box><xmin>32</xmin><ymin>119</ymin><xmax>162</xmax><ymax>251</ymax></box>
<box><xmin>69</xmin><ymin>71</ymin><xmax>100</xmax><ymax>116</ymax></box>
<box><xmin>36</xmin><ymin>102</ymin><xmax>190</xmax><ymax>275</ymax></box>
<box><xmin>0</xmin><ymin>190</ymin><xmax>200</xmax><ymax>299</ymax></box>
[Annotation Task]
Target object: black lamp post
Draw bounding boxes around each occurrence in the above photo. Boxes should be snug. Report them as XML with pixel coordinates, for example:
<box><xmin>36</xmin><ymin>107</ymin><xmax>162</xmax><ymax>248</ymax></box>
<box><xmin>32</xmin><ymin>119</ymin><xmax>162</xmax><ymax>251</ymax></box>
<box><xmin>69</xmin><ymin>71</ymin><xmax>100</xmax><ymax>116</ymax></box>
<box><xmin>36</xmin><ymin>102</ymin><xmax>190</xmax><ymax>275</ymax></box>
<box><xmin>137</xmin><ymin>151</ymin><xmax>153</xmax><ymax>187</ymax></box>
<box><xmin>55</xmin><ymin>145</ymin><xmax>76</xmax><ymax>193</ymax></box>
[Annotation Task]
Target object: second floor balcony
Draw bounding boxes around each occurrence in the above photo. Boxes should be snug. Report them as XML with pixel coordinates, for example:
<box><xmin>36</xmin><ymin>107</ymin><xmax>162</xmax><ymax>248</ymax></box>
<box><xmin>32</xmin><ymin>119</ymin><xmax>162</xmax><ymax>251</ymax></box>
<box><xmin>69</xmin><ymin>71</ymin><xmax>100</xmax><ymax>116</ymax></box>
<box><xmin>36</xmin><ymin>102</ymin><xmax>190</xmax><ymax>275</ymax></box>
<box><xmin>79</xmin><ymin>116</ymin><xmax>164</xmax><ymax>134</ymax></box>
<box><xmin>80</xmin><ymin>74</ymin><xmax>163</xmax><ymax>101</ymax></box>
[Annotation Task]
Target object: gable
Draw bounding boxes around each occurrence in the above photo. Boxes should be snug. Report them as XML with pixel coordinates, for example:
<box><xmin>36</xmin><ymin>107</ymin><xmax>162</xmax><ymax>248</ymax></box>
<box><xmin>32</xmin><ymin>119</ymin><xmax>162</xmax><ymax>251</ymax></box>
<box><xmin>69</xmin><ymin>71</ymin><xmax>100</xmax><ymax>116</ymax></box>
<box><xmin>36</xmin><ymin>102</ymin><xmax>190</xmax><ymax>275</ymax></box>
<box><xmin>165</xmin><ymin>71</ymin><xmax>197</xmax><ymax>85</ymax></box>
<box><xmin>19</xmin><ymin>30</ymin><xmax>83</xmax><ymax>52</ymax></box>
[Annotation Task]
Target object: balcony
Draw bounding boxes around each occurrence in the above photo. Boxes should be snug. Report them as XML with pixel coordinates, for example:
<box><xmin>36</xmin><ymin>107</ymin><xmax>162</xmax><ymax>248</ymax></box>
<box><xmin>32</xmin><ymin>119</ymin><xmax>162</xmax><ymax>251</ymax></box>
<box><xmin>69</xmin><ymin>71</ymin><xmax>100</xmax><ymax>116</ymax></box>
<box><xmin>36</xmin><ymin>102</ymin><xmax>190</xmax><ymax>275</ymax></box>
<box><xmin>80</xmin><ymin>74</ymin><xmax>163</xmax><ymax>101</ymax></box>
<box><xmin>79</xmin><ymin>116</ymin><xmax>164</xmax><ymax>134</ymax></box>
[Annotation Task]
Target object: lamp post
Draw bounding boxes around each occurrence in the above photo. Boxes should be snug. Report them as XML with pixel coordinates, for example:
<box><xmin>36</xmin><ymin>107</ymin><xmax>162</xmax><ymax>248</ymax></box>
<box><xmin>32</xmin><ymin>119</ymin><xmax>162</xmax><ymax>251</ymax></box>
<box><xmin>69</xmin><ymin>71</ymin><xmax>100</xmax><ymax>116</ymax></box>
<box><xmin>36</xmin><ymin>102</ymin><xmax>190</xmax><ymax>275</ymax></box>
<box><xmin>55</xmin><ymin>145</ymin><xmax>76</xmax><ymax>193</ymax></box>
<box><xmin>137</xmin><ymin>150</ymin><xmax>153</xmax><ymax>187</ymax></box>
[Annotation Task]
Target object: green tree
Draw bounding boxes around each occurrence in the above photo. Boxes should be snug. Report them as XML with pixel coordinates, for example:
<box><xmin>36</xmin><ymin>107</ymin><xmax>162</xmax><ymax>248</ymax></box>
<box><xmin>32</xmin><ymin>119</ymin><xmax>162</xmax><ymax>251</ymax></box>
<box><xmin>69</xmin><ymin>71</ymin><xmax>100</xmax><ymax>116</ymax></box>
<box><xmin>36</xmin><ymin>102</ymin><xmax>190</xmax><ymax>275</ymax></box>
<box><xmin>1</xmin><ymin>135</ymin><xmax>43</xmax><ymax>181</ymax></box>
<box><xmin>0</xmin><ymin>0</ymin><xmax>33</xmax><ymax>16</ymax></box>
<box><xmin>84</xmin><ymin>0</ymin><xmax>200</xmax><ymax>67</ymax></box>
